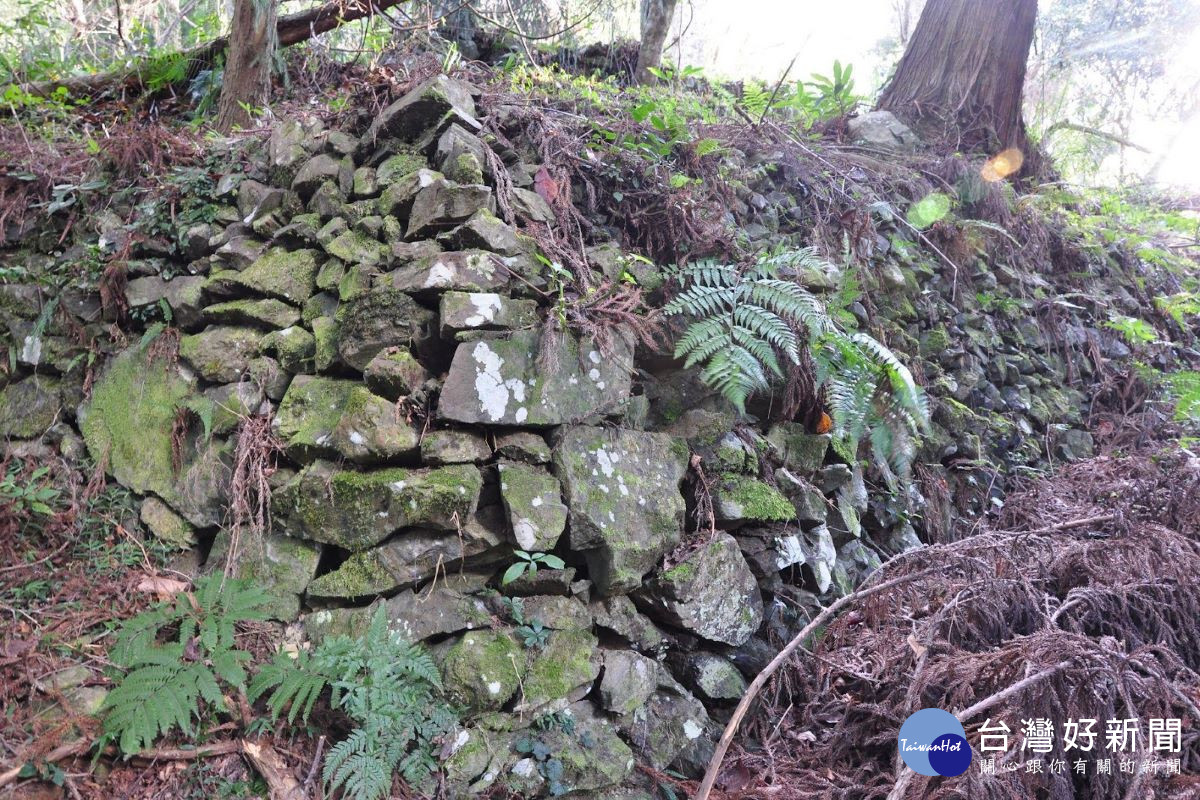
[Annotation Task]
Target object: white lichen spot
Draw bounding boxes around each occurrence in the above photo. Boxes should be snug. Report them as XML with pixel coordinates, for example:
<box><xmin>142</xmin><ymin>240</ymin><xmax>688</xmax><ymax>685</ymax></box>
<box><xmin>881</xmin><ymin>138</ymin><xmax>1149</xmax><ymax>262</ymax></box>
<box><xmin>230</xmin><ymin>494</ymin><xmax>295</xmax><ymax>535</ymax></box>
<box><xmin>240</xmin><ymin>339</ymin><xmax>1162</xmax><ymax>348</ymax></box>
<box><xmin>463</xmin><ymin>293</ymin><xmax>502</xmax><ymax>327</ymax></box>
<box><xmin>683</xmin><ymin>719</ymin><xmax>704</xmax><ymax>740</ymax></box>
<box><xmin>390</xmin><ymin>480</ymin><xmax>408</xmax><ymax>491</ymax></box>
<box><xmin>424</xmin><ymin>261</ymin><xmax>456</xmax><ymax>288</ymax></box>
<box><xmin>531</xmin><ymin>496</ymin><xmax>544</xmax><ymax>507</ymax></box>
<box><xmin>588</xmin><ymin>350</ymin><xmax>601</xmax><ymax>364</ymax></box>
<box><xmin>472</xmin><ymin>341</ymin><xmax>510</xmax><ymax>421</ymax></box>
<box><xmin>596</xmin><ymin>448</ymin><xmax>616</xmax><ymax>478</ymax></box>
<box><xmin>513</xmin><ymin>519</ymin><xmax>537</xmax><ymax>549</ymax></box>
<box><xmin>448</xmin><ymin>729</ymin><xmax>471</xmax><ymax>757</ymax></box>
<box><xmin>348</xmin><ymin>431</ymin><xmax>366</xmax><ymax>445</ymax></box>
<box><xmin>515</xmin><ymin>406</ymin><xmax>528</xmax><ymax>423</ymax></box>
<box><xmin>512</xmin><ymin>758</ymin><xmax>538</xmax><ymax>778</ymax></box>
<box><xmin>20</xmin><ymin>335</ymin><xmax>41</xmax><ymax>365</ymax></box>
<box><xmin>588</xmin><ymin>367</ymin><xmax>601</xmax><ymax>382</ymax></box>
<box><xmin>487</xmin><ymin>680</ymin><xmax>503</xmax><ymax>695</ymax></box>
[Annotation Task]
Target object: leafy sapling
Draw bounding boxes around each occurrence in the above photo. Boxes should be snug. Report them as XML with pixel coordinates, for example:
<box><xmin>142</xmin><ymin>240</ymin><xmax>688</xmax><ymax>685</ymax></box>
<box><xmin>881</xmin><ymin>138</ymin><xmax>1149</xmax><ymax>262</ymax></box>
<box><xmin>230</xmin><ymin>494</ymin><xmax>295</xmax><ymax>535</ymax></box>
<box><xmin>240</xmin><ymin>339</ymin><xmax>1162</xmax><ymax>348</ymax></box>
<box><xmin>501</xmin><ymin>550</ymin><xmax>566</xmax><ymax>585</ymax></box>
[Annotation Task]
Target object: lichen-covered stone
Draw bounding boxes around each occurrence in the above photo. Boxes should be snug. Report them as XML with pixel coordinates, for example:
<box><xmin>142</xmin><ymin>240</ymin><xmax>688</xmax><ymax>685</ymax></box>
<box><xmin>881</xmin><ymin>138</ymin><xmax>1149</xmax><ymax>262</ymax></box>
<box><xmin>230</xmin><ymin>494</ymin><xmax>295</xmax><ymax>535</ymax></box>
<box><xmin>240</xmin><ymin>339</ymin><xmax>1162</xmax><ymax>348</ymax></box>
<box><xmin>439</xmin><ymin>290</ymin><xmax>537</xmax><ymax>336</ymax></box>
<box><xmin>0</xmin><ymin>375</ymin><xmax>60</xmax><ymax>438</ymax></box>
<box><xmin>204</xmin><ymin>380</ymin><xmax>265</xmax><ymax>435</ymax></box>
<box><xmin>206</xmin><ymin>528</ymin><xmax>321</xmax><ymax>621</ymax></box>
<box><xmin>139</xmin><ymin>496</ymin><xmax>196</xmax><ymax>548</ymax></box>
<box><xmin>634</xmin><ymin>534</ymin><xmax>763</xmax><ymax>646</ymax></box>
<box><xmin>232</xmin><ymin>247</ymin><xmax>321</xmax><ymax>305</ymax></box>
<box><xmin>498</xmin><ymin>461</ymin><xmax>566</xmax><ymax>551</ymax></box>
<box><xmin>324</xmin><ymin>229</ymin><xmax>388</xmax><ymax>268</ymax></box>
<box><xmin>516</xmin><ymin>626</ymin><xmax>599</xmax><ymax>714</ymax></box>
<box><xmin>712</xmin><ymin>473</ymin><xmax>796</xmax><ymax>526</ymax></box>
<box><xmin>493</xmin><ymin>431</ymin><xmax>551</xmax><ymax>465</ymax></box>
<box><xmin>420</xmin><ymin>429</ymin><xmax>490</xmax><ymax>465</ymax></box>
<box><xmin>776</xmin><ymin>468</ymin><xmax>828</xmax><ymax>523</ymax></box>
<box><xmin>439</xmin><ymin>329</ymin><xmax>633</xmax><ymax>427</ymax></box>
<box><xmin>358</xmin><ymin>75</ymin><xmax>478</xmax><ymax>154</ymax></box>
<box><xmin>378</xmin><ymin>167</ymin><xmax>443</xmax><ymax>218</ymax></box>
<box><xmin>554</xmin><ymin>426</ymin><xmax>689</xmax><ymax>595</ymax></box>
<box><xmin>125</xmin><ymin>275</ymin><xmax>205</xmax><ymax>328</ymax></box>
<box><xmin>275</xmin><ymin>375</ymin><xmax>418</xmax><ymax>464</ymax></box>
<box><xmin>599</xmin><ymin>649</ymin><xmax>658</xmax><ymax>715</ymax></box>
<box><xmin>443</xmin><ymin>210</ymin><xmax>523</xmax><ymax>256</ymax></box>
<box><xmin>261</xmin><ymin>326</ymin><xmax>316</xmax><ymax>373</ymax></box>
<box><xmin>441</xmin><ymin>630</ymin><xmax>524</xmax><ymax>711</ymax></box>
<box><xmin>386</xmin><ymin>249</ymin><xmax>509</xmax><ymax>294</ymax></box>
<box><xmin>272</xmin><ymin>460</ymin><xmax>482</xmax><ymax>550</ymax></box>
<box><xmin>311</xmin><ymin>316</ymin><xmax>338</xmax><ymax>372</ymax></box>
<box><xmin>202</xmin><ymin>297</ymin><xmax>300</xmax><ymax>329</ymax></box>
<box><xmin>376</xmin><ymin>151</ymin><xmax>429</xmax><ymax>184</ymax></box>
<box><xmin>334</xmin><ymin>289</ymin><xmax>435</xmax><ymax>371</ymax></box>
<box><xmin>619</xmin><ymin>673</ymin><xmax>713</xmax><ymax>771</ymax></box>
<box><xmin>591</xmin><ymin>595</ymin><xmax>670</xmax><ymax>655</ymax></box>
<box><xmin>291</xmin><ymin>153</ymin><xmax>343</xmax><ymax>198</ymax></box>
<box><xmin>511</xmin><ymin>187</ymin><xmax>554</xmax><ymax>224</ymax></box>
<box><xmin>766</xmin><ymin>423</ymin><xmax>830</xmax><ymax>473</ymax></box>
<box><xmin>363</xmin><ymin>347</ymin><xmax>429</xmax><ymax>400</ymax></box>
<box><xmin>351</xmin><ymin>166</ymin><xmax>378</xmax><ymax>198</ymax></box>
<box><xmin>681</xmin><ymin>652</ymin><xmax>746</xmax><ymax>701</ymax></box>
<box><xmin>179</xmin><ymin>325</ymin><xmax>261</xmax><ymax>382</ymax></box>
<box><xmin>406</xmin><ymin>179</ymin><xmax>494</xmax><ymax>238</ymax></box>
<box><xmin>529</xmin><ymin>702</ymin><xmax>635</xmax><ymax>793</ymax></box>
<box><xmin>306</xmin><ymin>522</ymin><xmax>502</xmax><ymax>597</ymax></box>
<box><xmin>80</xmin><ymin>348</ymin><xmax>191</xmax><ymax>500</ymax></box>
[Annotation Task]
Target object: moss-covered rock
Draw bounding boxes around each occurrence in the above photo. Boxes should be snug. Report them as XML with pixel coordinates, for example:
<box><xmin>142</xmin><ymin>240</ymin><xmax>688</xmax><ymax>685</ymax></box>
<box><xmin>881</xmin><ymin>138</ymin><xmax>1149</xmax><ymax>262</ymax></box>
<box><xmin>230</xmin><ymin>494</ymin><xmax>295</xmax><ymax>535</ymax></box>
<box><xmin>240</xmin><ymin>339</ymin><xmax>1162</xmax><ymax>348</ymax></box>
<box><xmin>378</xmin><ymin>167</ymin><xmax>443</xmax><ymax>218</ymax></box>
<box><xmin>515</xmin><ymin>626</ymin><xmax>599</xmax><ymax>714</ymax></box>
<box><xmin>205</xmin><ymin>528</ymin><xmax>321</xmax><ymax>621</ymax></box>
<box><xmin>493</xmin><ymin>431</ymin><xmax>551</xmax><ymax>465</ymax></box>
<box><xmin>443</xmin><ymin>210</ymin><xmax>523</xmax><ymax>256</ymax></box>
<box><xmin>139</xmin><ymin>496</ymin><xmax>196</xmax><ymax>548</ymax></box>
<box><xmin>0</xmin><ymin>375</ymin><xmax>60</xmax><ymax>438</ymax></box>
<box><xmin>599</xmin><ymin>649</ymin><xmax>658</xmax><ymax>715</ymax></box>
<box><xmin>439</xmin><ymin>329</ymin><xmax>633</xmax><ymax>427</ymax></box>
<box><xmin>618</xmin><ymin>674</ymin><xmax>713</xmax><ymax>771</ymax></box>
<box><xmin>272</xmin><ymin>460</ymin><xmax>482</xmax><ymax>550</ymax></box>
<box><xmin>765</xmin><ymin>423</ymin><xmax>830</xmax><ymax>473</ymax></box>
<box><xmin>553</xmin><ymin>426</ymin><xmax>688</xmax><ymax>595</ymax></box>
<box><xmin>712</xmin><ymin>473</ymin><xmax>796</xmax><ymax>526</ymax></box>
<box><xmin>334</xmin><ymin>288</ymin><xmax>435</xmax><ymax>371</ymax></box>
<box><xmin>363</xmin><ymin>347</ymin><xmax>429</xmax><ymax>399</ymax></box>
<box><xmin>324</xmin><ymin>229</ymin><xmax>388</xmax><ymax>268</ymax></box>
<box><xmin>232</xmin><ymin>247</ymin><xmax>321</xmax><ymax>305</ymax></box>
<box><xmin>376</xmin><ymin>150</ymin><xmax>429</xmax><ymax>184</ymax></box>
<box><xmin>260</xmin><ymin>326</ymin><xmax>316</xmax><ymax>373</ymax></box>
<box><xmin>358</xmin><ymin>75</ymin><xmax>477</xmax><ymax>155</ymax></box>
<box><xmin>202</xmin><ymin>297</ymin><xmax>300</xmax><ymax>329</ymax></box>
<box><xmin>633</xmin><ymin>533</ymin><xmax>763</xmax><ymax>646</ymax></box>
<box><xmin>275</xmin><ymin>375</ymin><xmax>418</xmax><ymax>464</ymax></box>
<box><xmin>179</xmin><ymin>325</ymin><xmax>261</xmax><ymax>383</ymax></box>
<box><xmin>441</xmin><ymin>630</ymin><xmax>524</xmax><ymax>711</ymax></box>
<box><xmin>80</xmin><ymin>348</ymin><xmax>191</xmax><ymax>500</ymax></box>
<box><xmin>203</xmin><ymin>380</ymin><xmax>265</xmax><ymax>435</ymax></box>
<box><xmin>420</xmin><ymin>429</ymin><xmax>490</xmax><ymax>465</ymax></box>
<box><xmin>386</xmin><ymin>249</ymin><xmax>509</xmax><ymax>294</ymax></box>
<box><xmin>497</xmin><ymin>461</ymin><xmax>566</xmax><ymax>551</ymax></box>
<box><xmin>681</xmin><ymin>652</ymin><xmax>746</xmax><ymax>701</ymax></box>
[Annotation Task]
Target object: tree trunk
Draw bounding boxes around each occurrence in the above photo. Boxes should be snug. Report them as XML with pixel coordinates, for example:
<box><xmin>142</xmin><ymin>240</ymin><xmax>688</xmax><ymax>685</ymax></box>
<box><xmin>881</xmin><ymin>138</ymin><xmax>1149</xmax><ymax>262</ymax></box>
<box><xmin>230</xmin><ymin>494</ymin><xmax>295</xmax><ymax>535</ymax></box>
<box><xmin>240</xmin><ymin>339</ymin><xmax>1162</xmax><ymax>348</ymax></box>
<box><xmin>215</xmin><ymin>0</ymin><xmax>277</xmax><ymax>132</ymax></box>
<box><xmin>877</xmin><ymin>0</ymin><xmax>1038</xmax><ymax>155</ymax></box>
<box><xmin>635</xmin><ymin>0</ymin><xmax>677</xmax><ymax>85</ymax></box>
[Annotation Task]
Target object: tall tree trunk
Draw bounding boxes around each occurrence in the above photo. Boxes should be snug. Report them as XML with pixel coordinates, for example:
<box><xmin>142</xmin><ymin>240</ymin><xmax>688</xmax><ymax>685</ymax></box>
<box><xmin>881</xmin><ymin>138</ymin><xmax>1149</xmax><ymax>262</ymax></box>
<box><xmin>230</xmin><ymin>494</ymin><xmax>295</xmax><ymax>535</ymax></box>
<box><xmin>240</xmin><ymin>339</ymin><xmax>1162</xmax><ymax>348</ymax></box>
<box><xmin>877</xmin><ymin>0</ymin><xmax>1037</xmax><ymax>156</ymax></box>
<box><xmin>635</xmin><ymin>0</ymin><xmax>677</xmax><ymax>85</ymax></box>
<box><xmin>216</xmin><ymin>0</ymin><xmax>277</xmax><ymax>132</ymax></box>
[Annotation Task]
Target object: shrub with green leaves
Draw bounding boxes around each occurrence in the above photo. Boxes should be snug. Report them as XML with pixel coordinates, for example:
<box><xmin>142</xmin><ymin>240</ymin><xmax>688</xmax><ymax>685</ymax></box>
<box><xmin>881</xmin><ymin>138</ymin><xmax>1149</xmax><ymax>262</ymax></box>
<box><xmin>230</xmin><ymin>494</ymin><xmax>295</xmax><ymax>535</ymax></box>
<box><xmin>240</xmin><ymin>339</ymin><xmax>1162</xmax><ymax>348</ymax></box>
<box><xmin>665</xmin><ymin>247</ymin><xmax>928</xmax><ymax>484</ymax></box>
<box><xmin>249</xmin><ymin>607</ymin><xmax>456</xmax><ymax>800</ymax></box>
<box><xmin>99</xmin><ymin>576</ymin><xmax>271</xmax><ymax>754</ymax></box>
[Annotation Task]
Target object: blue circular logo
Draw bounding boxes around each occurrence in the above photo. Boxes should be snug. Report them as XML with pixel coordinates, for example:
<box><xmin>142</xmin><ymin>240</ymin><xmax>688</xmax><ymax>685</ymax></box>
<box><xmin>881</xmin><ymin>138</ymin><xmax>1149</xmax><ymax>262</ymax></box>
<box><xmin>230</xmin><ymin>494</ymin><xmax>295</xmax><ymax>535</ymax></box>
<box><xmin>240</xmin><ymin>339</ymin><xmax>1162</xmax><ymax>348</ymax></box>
<box><xmin>898</xmin><ymin>709</ymin><xmax>971</xmax><ymax>776</ymax></box>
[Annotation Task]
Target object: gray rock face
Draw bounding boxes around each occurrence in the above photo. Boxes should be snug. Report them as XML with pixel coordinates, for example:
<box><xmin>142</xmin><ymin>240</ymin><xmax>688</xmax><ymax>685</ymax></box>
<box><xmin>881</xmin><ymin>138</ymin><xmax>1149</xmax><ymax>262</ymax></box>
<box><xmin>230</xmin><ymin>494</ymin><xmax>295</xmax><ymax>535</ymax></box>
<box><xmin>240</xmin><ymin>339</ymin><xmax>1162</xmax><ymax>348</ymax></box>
<box><xmin>680</xmin><ymin>652</ymin><xmax>747</xmax><ymax>701</ymax></box>
<box><xmin>439</xmin><ymin>329</ymin><xmax>633</xmax><ymax>427</ymax></box>
<box><xmin>634</xmin><ymin>534</ymin><xmax>763</xmax><ymax>646</ymax></box>
<box><xmin>599</xmin><ymin>649</ymin><xmax>658</xmax><ymax>715</ymax></box>
<box><xmin>125</xmin><ymin>275</ymin><xmax>206</xmax><ymax>327</ymax></box>
<box><xmin>292</xmin><ymin>154</ymin><xmax>343</xmax><ymax>198</ymax></box>
<box><xmin>275</xmin><ymin>375</ymin><xmax>419</xmax><ymax>464</ymax></box>
<box><xmin>179</xmin><ymin>325</ymin><xmax>260</xmax><ymax>383</ymax></box>
<box><xmin>406</xmin><ymin>180</ymin><xmax>495</xmax><ymax>238</ymax></box>
<box><xmin>420</xmin><ymin>429</ymin><xmax>491</xmax><ymax>465</ymax></box>
<box><xmin>272</xmin><ymin>460</ymin><xmax>482</xmax><ymax>550</ymax></box>
<box><xmin>498</xmin><ymin>460</ymin><xmax>567</xmax><ymax>551</ymax></box>
<box><xmin>387</xmin><ymin>250</ymin><xmax>509</xmax><ymax>294</ymax></box>
<box><xmin>442</xmin><ymin>210</ymin><xmax>523</xmax><ymax>256</ymax></box>
<box><xmin>554</xmin><ymin>426</ymin><xmax>689</xmax><ymax>595</ymax></box>
<box><xmin>363</xmin><ymin>348</ymin><xmax>429</xmax><ymax>400</ymax></box>
<box><xmin>440</xmin><ymin>291</ymin><xmax>538</xmax><ymax>337</ymax></box>
<box><xmin>0</xmin><ymin>375</ymin><xmax>60</xmax><ymax>438</ymax></box>
<box><xmin>205</xmin><ymin>528</ymin><xmax>321</xmax><ymax>621</ymax></box>
<box><xmin>358</xmin><ymin>75</ymin><xmax>478</xmax><ymax>154</ymax></box>
<box><xmin>333</xmin><ymin>288</ymin><xmax>435</xmax><ymax>371</ymax></box>
<box><xmin>847</xmin><ymin>110</ymin><xmax>920</xmax><ymax>152</ymax></box>
<box><xmin>619</xmin><ymin>672</ymin><xmax>713</xmax><ymax>771</ymax></box>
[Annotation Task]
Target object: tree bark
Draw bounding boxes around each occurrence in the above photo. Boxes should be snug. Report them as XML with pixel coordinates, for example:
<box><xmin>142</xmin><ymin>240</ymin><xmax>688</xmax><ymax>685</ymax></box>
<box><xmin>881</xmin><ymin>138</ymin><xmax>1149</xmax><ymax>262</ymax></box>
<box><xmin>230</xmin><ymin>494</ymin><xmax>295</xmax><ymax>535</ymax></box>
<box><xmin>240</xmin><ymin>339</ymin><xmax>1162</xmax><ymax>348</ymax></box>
<box><xmin>877</xmin><ymin>0</ymin><xmax>1038</xmax><ymax>156</ymax></box>
<box><xmin>215</xmin><ymin>0</ymin><xmax>277</xmax><ymax>131</ymax></box>
<box><xmin>635</xmin><ymin>0</ymin><xmax>677</xmax><ymax>85</ymax></box>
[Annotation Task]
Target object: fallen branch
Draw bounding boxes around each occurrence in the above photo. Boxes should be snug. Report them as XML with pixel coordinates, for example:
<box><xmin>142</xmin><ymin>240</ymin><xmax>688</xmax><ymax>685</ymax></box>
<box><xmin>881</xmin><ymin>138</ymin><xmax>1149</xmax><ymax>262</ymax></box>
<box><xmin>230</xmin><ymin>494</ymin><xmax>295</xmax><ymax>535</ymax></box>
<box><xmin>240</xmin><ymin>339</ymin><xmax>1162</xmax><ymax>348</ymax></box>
<box><xmin>0</xmin><ymin>739</ymin><xmax>243</xmax><ymax>789</ymax></box>
<box><xmin>242</xmin><ymin>739</ymin><xmax>305</xmax><ymax>800</ymax></box>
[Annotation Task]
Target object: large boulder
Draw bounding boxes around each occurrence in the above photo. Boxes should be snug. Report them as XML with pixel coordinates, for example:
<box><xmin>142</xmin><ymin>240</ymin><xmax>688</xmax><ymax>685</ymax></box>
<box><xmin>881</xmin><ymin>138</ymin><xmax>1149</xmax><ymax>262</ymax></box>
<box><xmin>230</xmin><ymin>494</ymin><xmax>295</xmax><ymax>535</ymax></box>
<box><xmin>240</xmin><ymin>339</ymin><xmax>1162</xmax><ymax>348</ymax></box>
<box><xmin>275</xmin><ymin>375</ymin><xmax>419</xmax><ymax>464</ymax></box>
<box><xmin>553</xmin><ymin>426</ymin><xmax>689</xmax><ymax>595</ymax></box>
<box><xmin>633</xmin><ymin>533</ymin><xmax>763</xmax><ymax>646</ymax></box>
<box><xmin>439</xmin><ymin>329</ymin><xmax>633</xmax><ymax>427</ymax></box>
<box><xmin>847</xmin><ymin>110</ymin><xmax>920</xmax><ymax>152</ymax></box>
<box><xmin>272</xmin><ymin>460</ymin><xmax>482</xmax><ymax>550</ymax></box>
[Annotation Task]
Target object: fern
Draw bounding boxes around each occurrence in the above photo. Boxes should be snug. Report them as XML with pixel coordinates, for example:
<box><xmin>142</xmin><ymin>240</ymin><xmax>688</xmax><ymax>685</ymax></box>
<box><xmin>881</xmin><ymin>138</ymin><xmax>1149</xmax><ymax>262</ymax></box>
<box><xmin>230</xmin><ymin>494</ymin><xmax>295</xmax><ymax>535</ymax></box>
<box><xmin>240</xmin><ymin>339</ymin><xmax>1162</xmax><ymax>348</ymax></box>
<box><xmin>249</xmin><ymin>607</ymin><xmax>455</xmax><ymax>800</ymax></box>
<box><xmin>100</xmin><ymin>576</ymin><xmax>271</xmax><ymax>754</ymax></box>
<box><xmin>666</xmin><ymin>247</ymin><xmax>929</xmax><ymax>483</ymax></box>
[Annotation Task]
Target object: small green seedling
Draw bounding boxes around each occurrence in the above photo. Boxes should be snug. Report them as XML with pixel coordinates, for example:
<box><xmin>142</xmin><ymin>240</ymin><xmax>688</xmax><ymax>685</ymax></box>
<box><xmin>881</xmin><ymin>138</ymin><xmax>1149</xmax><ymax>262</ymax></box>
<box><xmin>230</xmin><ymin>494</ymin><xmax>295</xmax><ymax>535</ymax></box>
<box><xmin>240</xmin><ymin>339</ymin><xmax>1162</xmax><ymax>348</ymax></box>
<box><xmin>501</xmin><ymin>550</ymin><xmax>565</xmax><ymax>585</ymax></box>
